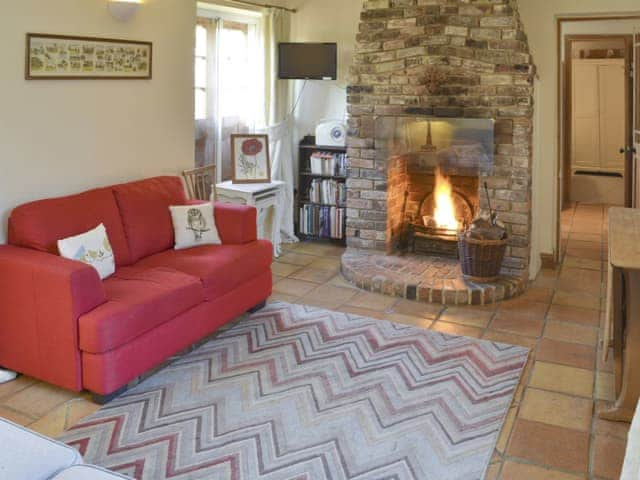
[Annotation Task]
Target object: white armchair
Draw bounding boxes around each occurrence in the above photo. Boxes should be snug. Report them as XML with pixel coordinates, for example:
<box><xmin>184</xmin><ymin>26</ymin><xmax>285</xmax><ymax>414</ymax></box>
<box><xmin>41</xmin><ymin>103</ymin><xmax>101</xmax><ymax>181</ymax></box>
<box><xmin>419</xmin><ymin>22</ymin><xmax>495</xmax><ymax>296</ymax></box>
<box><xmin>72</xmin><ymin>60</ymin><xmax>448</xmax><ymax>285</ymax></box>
<box><xmin>621</xmin><ymin>401</ymin><xmax>640</xmax><ymax>479</ymax></box>
<box><xmin>0</xmin><ymin>418</ymin><xmax>130</xmax><ymax>480</ymax></box>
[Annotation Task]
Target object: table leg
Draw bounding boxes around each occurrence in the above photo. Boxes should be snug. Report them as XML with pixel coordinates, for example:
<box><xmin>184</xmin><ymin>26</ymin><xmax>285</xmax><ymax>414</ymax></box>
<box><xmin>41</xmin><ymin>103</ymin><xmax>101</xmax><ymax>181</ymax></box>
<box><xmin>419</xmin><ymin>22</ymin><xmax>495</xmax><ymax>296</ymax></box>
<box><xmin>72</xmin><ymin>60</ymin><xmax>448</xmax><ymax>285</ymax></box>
<box><xmin>270</xmin><ymin>203</ymin><xmax>280</xmax><ymax>257</ymax></box>
<box><xmin>600</xmin><ymin>269</ymin><xmax>640</xmax><ymax>422</ymax></box>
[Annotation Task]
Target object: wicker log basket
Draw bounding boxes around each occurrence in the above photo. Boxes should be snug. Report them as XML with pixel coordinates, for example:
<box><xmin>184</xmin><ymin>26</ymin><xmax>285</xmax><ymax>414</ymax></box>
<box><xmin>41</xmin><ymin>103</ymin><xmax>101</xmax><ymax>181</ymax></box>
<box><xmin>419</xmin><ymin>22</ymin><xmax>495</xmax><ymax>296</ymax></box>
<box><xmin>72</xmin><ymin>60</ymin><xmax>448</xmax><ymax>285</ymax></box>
<box><xmin>458</xmin><ymin>234</ymin><xmax>508</xmax><ymax>282</ymax></box>
<box><xmin>458</xmin><ymin>182</ymin><xmax>508</xmax><ymax>282</ymax></box>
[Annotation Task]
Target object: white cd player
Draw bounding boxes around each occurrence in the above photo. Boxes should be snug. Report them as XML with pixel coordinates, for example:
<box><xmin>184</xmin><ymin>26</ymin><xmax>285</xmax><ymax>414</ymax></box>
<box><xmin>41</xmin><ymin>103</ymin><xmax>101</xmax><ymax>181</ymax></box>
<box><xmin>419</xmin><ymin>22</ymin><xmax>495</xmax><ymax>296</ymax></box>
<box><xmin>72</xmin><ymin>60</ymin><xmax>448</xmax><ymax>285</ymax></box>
<box><xmin>315</xmin><ymin>120</ymin><xmax>347</xmax><ymax>147</ymax></box>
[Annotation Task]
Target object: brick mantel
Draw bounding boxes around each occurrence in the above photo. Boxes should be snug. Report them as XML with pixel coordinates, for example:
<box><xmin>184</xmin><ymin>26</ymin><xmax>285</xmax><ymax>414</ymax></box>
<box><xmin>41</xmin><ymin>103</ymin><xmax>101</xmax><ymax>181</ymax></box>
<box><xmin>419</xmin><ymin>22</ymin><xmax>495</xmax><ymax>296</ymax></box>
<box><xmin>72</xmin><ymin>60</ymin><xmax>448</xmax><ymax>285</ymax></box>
<box><xmin>346</xmin><ymin>0</ymin><xmax>535</xmax><ymax>279</ymax></box>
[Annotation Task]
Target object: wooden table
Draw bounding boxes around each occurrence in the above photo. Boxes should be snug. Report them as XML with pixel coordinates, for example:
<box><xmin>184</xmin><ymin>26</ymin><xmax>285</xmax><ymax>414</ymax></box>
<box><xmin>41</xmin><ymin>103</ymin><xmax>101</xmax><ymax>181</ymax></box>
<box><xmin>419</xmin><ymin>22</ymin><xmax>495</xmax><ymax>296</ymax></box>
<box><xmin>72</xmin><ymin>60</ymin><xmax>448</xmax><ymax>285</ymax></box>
<box><xmin>215</xmin><ymin>180</ymin><xmax>284</xmax><ymax>257</ymax></box>
<box><xmin>600</xmin><ymin>207</ymin><xmax>640</xmax><ymax>422</ymax></box>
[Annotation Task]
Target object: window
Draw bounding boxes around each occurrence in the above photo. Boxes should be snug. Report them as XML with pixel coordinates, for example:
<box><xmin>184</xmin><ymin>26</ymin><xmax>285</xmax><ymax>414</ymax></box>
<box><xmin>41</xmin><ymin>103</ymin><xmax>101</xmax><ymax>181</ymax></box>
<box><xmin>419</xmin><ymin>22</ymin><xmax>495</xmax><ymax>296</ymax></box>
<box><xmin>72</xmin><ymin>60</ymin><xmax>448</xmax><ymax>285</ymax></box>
<box><xmin>194</xmin><ymin>7</ymin><xmax>264</xmax><ymax>180</ymax></box>
<box><xmin>218</xmin><ymin>21</ymin><xmax>259</xmax><ymax>125</ymax></box>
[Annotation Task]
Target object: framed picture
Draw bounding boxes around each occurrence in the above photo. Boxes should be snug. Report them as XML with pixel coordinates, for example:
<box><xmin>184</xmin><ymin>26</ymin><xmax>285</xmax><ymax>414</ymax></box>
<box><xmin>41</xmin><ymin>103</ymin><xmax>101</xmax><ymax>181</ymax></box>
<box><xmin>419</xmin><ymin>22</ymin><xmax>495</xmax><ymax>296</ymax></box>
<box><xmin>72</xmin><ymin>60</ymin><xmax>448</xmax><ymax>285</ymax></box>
<box><xmin>25</xmin><ymin>33</ymin><xmax>152</xmax><ymax>80</ymax></box>
<box><xmin>231</xmin><ymin>134</ymin><xmax>271</xmax><ymax>184</ymax></box>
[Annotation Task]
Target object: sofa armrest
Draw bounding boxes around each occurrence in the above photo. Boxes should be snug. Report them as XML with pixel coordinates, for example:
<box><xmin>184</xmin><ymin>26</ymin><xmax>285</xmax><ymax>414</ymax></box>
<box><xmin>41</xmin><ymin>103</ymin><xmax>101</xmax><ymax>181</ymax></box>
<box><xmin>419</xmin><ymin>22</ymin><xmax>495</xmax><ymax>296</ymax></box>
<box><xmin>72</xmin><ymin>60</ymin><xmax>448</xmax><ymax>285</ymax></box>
<box><xmin>0</xmin><ymin>245</ymin><xmax>106</xmax><ymax>391</ymax></box>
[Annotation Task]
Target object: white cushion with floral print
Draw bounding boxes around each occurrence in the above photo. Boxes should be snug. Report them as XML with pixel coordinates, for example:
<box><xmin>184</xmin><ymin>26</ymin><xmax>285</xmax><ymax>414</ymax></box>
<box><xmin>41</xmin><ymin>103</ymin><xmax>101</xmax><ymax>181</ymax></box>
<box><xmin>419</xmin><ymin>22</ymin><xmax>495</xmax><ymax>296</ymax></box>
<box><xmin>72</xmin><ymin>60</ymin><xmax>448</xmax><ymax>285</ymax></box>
<box><xmin>57</xmin><ymin>223</ymin><xmax>115</xmax><ymax>280</ymax></box>
<box><xmin>169</xmin><ymin>203</ymin><xmax>221</xmax><ymax>250</ymax></box>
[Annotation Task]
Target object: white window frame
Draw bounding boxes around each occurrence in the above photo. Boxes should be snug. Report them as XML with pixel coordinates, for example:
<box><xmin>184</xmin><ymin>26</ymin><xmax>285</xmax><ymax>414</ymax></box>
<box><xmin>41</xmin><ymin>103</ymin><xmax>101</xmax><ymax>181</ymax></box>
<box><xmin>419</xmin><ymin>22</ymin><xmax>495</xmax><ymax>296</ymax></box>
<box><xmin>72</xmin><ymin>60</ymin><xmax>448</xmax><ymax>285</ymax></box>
<box><xmin>197</xmin><ymin>3</ymin><xmax>262</xmax><ymax>25</ymax></box>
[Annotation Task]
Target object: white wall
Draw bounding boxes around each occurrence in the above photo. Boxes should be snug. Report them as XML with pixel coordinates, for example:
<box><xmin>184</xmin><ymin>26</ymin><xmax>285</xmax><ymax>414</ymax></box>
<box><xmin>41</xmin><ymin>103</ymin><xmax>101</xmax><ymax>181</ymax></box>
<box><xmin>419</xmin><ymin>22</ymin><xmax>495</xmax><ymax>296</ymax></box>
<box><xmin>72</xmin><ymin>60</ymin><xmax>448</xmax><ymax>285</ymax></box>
<box><xmin>286</xmin><ymin>0</ymin><xmax>361</xmax><ymax>139</ymax></box>
<box><xmin>283</xmin><ymin>0</ymin><xmax>640</xmax><ymax>277</ymax></box>
<box><xmin>0</xmin><ymin>0</ymin><xmax>196</xmax><ymax>243</ymax></box>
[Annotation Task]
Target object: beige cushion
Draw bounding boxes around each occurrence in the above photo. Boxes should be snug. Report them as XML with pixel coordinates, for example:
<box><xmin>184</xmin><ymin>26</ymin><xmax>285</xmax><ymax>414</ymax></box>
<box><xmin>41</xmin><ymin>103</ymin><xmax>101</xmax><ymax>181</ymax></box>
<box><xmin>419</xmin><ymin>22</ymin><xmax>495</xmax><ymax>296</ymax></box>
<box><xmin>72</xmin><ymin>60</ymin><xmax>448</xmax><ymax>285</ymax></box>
<box><xmin>57</xmin><ymin>223</ymin><xmax>115</xmax><ymax>279</ymax></box>
<box><xmin>169</xmin><ymin>203</ymin><xmax>221</xmax><ymax>250</ymax></box>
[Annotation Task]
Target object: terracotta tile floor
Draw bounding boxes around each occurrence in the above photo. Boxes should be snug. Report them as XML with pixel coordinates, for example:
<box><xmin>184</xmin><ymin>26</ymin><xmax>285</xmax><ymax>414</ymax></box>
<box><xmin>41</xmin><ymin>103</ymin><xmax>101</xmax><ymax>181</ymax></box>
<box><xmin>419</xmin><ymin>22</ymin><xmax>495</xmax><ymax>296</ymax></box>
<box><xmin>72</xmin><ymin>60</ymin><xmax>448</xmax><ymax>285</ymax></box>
<box><xmin>0</xmin><ymin>203</ymin><xmax>627</xmax><ymax>479</ymax></box>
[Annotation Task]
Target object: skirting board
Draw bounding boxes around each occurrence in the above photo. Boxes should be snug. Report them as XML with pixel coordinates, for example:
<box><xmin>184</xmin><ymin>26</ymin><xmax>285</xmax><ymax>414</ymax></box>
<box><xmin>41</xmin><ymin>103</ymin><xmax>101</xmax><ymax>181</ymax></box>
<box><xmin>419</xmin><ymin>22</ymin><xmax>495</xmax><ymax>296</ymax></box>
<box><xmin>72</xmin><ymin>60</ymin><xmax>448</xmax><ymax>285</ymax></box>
<box><xmin>540</xmin><ymin>253</ymin><xmax>557</xmax><ymax>269</ymax></box>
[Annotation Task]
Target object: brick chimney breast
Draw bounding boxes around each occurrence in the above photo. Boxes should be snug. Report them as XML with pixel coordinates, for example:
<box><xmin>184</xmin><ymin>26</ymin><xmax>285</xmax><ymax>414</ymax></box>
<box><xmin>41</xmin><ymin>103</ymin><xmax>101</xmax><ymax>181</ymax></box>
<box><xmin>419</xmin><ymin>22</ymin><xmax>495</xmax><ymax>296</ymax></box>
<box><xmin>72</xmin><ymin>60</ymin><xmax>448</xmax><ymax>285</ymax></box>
<box><xmin>347</xmin><ymin>0</ymin><xmax>535</xmax><ymax>278</ymax></box>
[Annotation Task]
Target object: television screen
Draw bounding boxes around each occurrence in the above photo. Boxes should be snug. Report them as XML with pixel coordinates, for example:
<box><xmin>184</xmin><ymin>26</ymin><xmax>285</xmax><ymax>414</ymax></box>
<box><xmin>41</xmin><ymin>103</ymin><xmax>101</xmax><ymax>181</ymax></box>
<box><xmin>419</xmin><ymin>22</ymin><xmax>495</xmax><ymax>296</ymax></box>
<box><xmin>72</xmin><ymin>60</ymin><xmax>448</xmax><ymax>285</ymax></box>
<box><xmin>278</xmin><ymin>43</ymin><xmax>337</xmax><ymax>80</ymax></box>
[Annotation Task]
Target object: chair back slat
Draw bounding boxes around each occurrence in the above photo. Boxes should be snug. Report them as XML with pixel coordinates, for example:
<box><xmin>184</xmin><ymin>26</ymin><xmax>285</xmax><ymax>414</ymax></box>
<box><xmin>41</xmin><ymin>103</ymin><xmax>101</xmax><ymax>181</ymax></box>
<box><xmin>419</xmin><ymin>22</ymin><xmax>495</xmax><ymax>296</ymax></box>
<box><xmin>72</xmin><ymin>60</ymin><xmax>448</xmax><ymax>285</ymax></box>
<box><xmin>182</xmin><ymin>165</ymin><xmax>216</xmax><ymax>201</ymax></box>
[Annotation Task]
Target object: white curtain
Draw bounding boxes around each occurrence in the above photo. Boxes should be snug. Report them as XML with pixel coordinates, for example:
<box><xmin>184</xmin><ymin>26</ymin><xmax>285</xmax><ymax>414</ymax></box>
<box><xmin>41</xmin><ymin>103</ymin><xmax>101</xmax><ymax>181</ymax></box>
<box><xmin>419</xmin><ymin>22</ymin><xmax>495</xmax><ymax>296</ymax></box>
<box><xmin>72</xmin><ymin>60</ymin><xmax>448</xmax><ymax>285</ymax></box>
<box><xmin>260</xmin><ymin>8</ymin><xmax>298</xmax><ymax>245</ymax></box>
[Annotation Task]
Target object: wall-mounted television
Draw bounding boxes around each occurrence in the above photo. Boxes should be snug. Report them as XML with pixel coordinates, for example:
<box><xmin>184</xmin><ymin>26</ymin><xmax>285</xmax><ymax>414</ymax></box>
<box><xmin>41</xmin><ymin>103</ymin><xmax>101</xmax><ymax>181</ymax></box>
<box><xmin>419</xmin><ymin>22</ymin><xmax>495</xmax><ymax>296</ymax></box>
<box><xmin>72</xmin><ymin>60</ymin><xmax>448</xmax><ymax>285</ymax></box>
<box><xmin>278</xmin><ymin>43</ymin><xmax>337</xmax><ymax>80</ymax></box>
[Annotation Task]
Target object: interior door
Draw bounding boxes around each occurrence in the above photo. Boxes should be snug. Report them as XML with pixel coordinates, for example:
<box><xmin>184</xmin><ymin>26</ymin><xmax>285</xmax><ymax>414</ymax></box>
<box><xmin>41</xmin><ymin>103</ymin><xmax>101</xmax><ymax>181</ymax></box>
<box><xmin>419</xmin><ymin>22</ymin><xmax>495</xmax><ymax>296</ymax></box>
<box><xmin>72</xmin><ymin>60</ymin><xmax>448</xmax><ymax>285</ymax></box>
<box><xmin>600</xmin><ymin>61</ymin><xmax>627</xmax><ymax>173</ymax></box>
<box><xmin>572</xmin><ymin>61</ymin><xmax>600</xmax><ymax>170</ymax></box>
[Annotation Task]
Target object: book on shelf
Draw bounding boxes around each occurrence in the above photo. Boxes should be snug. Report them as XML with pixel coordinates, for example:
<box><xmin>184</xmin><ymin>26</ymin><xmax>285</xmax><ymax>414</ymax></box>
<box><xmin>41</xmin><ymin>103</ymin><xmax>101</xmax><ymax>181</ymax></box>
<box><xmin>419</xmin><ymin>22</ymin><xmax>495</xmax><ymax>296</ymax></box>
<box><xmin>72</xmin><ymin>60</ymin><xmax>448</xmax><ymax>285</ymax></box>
<box><xmin>299</xmin><ymin>204</ymin><xmax>345</xmax><ymax>240</ymax></box>
<box><xmin>309</xmin><ymin>152</ymin><xmax>348</xmax><ymax>176</ymax></box>
<box><xmin>307</xmin><ymin>179</ymin><xmax>346</xmax><ymax>207</ymax></box>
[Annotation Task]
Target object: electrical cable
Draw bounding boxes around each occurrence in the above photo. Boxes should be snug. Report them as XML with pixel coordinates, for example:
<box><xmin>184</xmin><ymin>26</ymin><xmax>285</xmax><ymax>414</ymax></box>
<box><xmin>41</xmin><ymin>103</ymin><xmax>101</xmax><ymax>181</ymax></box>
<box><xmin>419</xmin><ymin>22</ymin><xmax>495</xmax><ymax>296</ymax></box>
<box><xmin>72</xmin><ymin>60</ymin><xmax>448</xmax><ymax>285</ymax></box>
<box><xmin>289</xmin><ymin>79</ymin><xmax>308</xmax><ymax>119</ymax></box>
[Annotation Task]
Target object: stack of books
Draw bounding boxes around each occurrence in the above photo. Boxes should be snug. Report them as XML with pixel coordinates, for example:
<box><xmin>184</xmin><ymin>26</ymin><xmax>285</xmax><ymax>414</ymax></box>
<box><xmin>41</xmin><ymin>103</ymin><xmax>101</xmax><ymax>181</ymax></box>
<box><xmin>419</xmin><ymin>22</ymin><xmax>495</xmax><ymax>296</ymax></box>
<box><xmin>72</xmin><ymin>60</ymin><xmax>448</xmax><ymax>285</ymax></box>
<box><xmin>310</xmin><ymin>152</ymin><xmax>348</xmax><ymax>177</ymax></box>
<box><xmin>299</xmin><ymin>205</ymin><xmax>345</xmax><ymax>240</ymax></box>
<box><xmin>308</xmin><ymin>179</ymin><xmax>346</xmax><ymax>206</ymax></box>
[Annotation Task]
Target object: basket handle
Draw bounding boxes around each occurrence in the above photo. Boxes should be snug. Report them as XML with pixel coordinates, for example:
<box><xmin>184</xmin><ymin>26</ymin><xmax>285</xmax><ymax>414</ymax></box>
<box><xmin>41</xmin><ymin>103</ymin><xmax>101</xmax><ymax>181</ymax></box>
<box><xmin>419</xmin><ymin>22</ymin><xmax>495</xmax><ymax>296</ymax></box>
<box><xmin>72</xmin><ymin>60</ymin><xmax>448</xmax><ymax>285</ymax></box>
<box><xmin>484</xmin><ymin>182</ymin><xmax>497</xmax><ymax>226</ymax></box>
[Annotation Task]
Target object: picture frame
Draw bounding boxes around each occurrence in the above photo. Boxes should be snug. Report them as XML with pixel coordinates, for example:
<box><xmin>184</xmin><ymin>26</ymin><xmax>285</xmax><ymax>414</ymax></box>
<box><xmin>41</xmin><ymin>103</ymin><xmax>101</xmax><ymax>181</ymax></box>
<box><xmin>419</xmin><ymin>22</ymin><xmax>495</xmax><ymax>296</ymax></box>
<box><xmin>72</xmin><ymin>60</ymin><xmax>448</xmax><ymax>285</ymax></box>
<box><xmin>231</xmin><ymin>134</ymin><xmax>271</xmax><ymax>184</ymax></box>
<box><xmin>25</xmin><ymin>33</ymin><xmax>152</xmax><ymax>80</ymax></box>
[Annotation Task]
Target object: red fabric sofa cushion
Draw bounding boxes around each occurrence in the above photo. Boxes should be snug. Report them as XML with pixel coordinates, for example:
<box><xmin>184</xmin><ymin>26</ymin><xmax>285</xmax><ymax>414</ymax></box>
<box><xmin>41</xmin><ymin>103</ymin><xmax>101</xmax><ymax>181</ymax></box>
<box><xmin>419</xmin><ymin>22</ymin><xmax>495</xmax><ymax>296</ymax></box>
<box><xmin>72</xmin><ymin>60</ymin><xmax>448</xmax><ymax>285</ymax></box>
<box><xmin>81</xmin><ymin>269</ymin><xmax>273</xmax><ymax>395</ymax></box>
<box><xmin>112</xmin><ymin>176</ymin><xmax>188</xmax><ymax>262</ymax></box>
<box><xmin>133</xmin><ymin>240</ymin><xmax>273</xmax><ymax>301</ymax></box>
<box><xmin>78</xmin><ymin>267</ymin><xmax>204</xmax><ymax>354</ymax></box>
<box><xmin>8</xmin><ymin>187</ymin><xmax>132</xmax><ymax>267</ymax></box>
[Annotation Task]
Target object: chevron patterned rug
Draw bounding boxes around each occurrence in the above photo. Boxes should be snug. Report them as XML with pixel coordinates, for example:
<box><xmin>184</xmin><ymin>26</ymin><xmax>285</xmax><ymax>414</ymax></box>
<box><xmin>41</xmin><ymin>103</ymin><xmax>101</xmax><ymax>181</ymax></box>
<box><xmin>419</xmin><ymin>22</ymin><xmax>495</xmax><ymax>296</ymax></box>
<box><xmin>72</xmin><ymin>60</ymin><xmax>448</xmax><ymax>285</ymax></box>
<box><xmin>59</xmin><ymin>302</ymin><xmax>529</xmax><ymax>480</ymax></box>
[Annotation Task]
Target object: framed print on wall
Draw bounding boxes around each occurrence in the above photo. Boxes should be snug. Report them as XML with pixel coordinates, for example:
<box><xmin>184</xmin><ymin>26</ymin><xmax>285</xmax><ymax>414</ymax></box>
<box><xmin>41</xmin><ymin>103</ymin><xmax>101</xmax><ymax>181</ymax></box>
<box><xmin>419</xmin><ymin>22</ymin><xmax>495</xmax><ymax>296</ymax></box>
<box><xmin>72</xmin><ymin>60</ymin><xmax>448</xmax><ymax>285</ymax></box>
<box><xmin>25</xmin><ymin>33</ymin><xmax>152</xmax><ymax>80</ymax></box>
<box><xmin>231</xmin><ymin>134</ymin><xmax>271</xmax><ymax>184</ymax></box>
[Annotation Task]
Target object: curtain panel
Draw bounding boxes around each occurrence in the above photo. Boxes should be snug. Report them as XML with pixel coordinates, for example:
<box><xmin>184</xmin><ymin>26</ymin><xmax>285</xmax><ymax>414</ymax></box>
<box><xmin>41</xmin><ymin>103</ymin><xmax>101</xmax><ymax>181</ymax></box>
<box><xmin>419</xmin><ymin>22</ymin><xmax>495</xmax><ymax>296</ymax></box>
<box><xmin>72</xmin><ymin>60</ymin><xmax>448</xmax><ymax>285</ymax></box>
<box><xmin>260</xmin><ymin>8</ymin><xmax>298</xmax><ymax>245</ymax></box>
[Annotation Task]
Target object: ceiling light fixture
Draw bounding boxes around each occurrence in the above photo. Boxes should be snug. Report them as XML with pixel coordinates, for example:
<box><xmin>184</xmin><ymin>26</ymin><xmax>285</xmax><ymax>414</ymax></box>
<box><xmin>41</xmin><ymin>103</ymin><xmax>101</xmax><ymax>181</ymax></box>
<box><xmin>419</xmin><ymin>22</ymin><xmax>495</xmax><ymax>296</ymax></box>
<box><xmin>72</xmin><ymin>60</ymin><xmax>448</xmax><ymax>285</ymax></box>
<box><xmin>108</xmin><ymin>0</ymin><xmax>142</xmax><ymax>22</ymax></box>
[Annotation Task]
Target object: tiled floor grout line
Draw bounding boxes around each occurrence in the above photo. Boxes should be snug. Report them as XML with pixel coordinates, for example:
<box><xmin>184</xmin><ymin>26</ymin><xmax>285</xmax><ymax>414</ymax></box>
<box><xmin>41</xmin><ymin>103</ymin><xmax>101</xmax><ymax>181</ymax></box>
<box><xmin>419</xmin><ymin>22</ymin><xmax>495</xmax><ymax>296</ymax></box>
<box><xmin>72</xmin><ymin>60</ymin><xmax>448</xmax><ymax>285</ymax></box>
<box><xmin>0</xmin><ymin>404</ymin><xmax>37</xmax><ymax>422</ymax></box>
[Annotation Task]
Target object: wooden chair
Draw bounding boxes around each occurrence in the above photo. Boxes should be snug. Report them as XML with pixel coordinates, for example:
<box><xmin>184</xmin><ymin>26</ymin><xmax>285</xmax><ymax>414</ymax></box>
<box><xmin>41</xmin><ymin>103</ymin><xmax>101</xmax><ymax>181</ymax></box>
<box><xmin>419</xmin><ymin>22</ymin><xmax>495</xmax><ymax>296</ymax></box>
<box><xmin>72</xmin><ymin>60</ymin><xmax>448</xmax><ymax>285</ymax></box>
<box><xmin>182</xmin><ymin>165</ymin><xmax>217</xmax><ymax>201</ymax></box>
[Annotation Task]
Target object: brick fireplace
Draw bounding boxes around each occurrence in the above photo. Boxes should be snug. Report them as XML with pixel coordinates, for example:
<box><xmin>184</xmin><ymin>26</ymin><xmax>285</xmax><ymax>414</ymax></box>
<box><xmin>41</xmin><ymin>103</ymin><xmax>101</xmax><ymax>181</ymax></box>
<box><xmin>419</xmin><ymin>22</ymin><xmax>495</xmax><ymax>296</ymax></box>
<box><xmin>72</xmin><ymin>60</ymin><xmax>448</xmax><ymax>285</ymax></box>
<box><xmin>341</xmin><ymin>0</ymin><xmax>535</xmax><ymax>304</ymax></box>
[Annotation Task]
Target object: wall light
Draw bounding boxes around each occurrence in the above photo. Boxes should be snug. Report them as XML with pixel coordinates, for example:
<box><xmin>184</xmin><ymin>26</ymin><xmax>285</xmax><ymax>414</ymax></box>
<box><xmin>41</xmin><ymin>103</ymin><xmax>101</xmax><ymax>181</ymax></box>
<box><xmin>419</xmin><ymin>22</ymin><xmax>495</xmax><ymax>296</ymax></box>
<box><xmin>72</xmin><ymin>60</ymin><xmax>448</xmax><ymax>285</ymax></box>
<box><xmin>108</xmin><ymin>0</ymin><xmax>142</xmax><ymax>22</ymax></box>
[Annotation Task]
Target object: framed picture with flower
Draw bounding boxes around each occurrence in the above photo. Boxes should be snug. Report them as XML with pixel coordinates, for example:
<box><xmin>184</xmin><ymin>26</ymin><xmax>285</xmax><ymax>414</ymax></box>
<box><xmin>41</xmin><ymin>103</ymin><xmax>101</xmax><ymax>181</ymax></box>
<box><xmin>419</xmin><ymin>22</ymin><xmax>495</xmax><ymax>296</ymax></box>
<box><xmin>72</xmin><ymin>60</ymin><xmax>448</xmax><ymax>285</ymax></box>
<box><xmin>230</xmin><ymin>134</ymin><xmax>271</xmax><ymax>184</ymax></box>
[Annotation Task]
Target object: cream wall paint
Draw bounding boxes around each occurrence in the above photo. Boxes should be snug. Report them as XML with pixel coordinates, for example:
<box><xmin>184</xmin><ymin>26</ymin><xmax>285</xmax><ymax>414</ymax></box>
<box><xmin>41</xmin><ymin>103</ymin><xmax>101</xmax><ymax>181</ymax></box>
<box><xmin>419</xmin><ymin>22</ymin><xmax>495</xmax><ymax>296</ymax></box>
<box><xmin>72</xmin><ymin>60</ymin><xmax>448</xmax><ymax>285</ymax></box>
<box><xmin>284</xmin><ymin>0</ymin><xmax>640</xmax><ymax>278</ymax></box>
<box><xmin>0</xmin><ymin>0</ymin><xmax>196</xmax><ymax>243</ymax></box>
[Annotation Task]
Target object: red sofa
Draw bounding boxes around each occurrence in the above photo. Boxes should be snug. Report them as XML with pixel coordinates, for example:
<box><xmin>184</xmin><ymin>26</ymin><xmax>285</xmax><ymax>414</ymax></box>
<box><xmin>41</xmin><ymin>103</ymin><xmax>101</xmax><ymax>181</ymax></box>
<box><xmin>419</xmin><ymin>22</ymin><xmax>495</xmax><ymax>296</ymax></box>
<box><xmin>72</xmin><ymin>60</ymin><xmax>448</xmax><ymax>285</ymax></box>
<box><xmin>0</xmin><ymin>176</ymin><xmax>272</xmax><ymax>400</ymax></box>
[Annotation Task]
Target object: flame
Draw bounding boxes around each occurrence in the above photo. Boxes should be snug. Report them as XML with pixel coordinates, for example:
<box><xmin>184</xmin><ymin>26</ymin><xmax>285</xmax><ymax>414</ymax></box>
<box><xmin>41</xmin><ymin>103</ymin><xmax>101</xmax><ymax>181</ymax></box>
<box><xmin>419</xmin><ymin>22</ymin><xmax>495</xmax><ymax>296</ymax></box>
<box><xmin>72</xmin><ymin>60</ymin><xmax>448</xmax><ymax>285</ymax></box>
<box><xmin>433</xmin><ymin>168</ymin><xmax>460</xmax><ymax>231</ymax></box>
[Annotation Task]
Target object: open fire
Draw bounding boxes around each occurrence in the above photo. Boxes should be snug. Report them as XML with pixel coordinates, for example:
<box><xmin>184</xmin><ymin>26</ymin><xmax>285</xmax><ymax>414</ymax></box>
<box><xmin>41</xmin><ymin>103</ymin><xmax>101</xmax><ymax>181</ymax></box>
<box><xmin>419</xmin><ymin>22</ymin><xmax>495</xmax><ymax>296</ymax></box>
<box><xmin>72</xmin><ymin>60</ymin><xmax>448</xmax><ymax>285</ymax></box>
<box><xmin>432</xmin><ymin>168</ymin><xmax>461</xmax><ymax>232</ymax></box>
<box><xmin>384</xmin><ymin>116</ymin><xmax>488</xmax><ymax>258</ymax></box>
<box><xmin>407</xmin><ymin>168</ymin><xmax>474</xmax><ymax>258</ymax></box>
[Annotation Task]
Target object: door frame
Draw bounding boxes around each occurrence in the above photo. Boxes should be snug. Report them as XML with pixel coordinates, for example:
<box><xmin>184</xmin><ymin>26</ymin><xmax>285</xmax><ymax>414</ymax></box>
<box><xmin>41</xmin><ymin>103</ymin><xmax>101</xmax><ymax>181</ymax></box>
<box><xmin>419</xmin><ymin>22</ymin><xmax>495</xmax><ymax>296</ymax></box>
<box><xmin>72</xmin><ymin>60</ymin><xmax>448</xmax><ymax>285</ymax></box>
<box><xmin>562</xmin><ymin>34</ymin><xmax>633</xmax><ymax>206</ymax></box>
<box><xmin>555</xmin><ymin>16</ymin><xmax>640</xmax><ymax>266</ymax></box>
<box><xmin>635</xmin><ymin>34</ymin><xmax>640</xmax><ymax>206</ymax></box>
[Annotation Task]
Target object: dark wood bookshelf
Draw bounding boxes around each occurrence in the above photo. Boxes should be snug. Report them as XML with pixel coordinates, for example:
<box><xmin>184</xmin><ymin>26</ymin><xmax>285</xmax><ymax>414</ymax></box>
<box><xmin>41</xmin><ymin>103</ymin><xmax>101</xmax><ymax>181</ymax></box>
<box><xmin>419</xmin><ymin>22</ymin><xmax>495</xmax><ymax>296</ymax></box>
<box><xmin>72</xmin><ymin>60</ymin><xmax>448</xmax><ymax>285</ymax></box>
<box><xmin>296</xmin><ymin>135</ymin><xmax>347</xmax><ymax>245</ymax></box>
<box><xmin>300</xmin><ymin>171</ymin><xmax>347</xmax><ymax>180</ymax></box>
